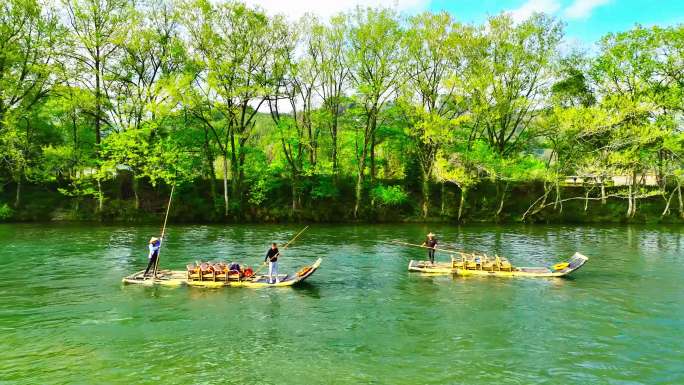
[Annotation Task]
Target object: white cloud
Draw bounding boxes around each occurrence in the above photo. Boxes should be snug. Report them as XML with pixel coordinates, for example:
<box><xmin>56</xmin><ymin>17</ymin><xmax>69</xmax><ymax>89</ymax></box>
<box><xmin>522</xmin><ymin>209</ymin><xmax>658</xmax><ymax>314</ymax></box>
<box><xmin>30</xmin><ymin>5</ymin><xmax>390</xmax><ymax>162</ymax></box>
<box><xmin>244</xmin><ymin>0</ymin><xmax>429</xmax><ymax>20</ymax></box>
<box><xmin>563</xmin><ymin>0</ymin><xmax>611</xmax><ymax>19</ymax></box>
<box><xmin>508</xmin><ymin>0</ymin><xmax>562</xmax><ymax>22</ymax></box>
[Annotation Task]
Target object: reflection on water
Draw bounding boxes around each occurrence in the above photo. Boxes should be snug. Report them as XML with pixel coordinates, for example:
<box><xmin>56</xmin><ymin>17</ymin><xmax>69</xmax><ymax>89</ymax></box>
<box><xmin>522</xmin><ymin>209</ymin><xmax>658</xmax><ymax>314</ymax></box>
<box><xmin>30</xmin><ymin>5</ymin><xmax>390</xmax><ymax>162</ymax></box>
<box><xmin>0</xmin><ymin>223</ymin><xmax>682</xmax><ymax>384</ymax></box>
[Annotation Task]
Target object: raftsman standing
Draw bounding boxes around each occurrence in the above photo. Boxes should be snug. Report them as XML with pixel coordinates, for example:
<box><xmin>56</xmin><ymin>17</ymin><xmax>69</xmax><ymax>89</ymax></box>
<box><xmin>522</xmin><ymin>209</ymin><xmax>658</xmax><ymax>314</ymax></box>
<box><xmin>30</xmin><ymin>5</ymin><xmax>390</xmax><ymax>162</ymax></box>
<box><xmin>144</xmin><ymin>237</ymin><xmax>161</xmax><ymax>277</ymax></box>
<box><xmin>264</xmin><ymin>243</ymin><xmax>280</xmax><ymax>284</ymax></box>
<box><xmin>421</xmin><ymin>232</ymin><xmax>438</xmax><ymax>264</ymax></box>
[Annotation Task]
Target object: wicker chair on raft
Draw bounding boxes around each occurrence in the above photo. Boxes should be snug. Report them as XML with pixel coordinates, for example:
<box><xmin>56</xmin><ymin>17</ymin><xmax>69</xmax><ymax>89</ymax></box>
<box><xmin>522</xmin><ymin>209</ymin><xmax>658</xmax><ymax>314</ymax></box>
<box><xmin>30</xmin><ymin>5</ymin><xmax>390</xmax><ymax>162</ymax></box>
<box><xmin>186</xmin><ymin>262</ymin><xmax>255</xmax><ymax>282</ymax></box>
<box><xmin>451</xmin><ymin>253</ymin><xmax>513</xmax><ymax>272</ymax></box>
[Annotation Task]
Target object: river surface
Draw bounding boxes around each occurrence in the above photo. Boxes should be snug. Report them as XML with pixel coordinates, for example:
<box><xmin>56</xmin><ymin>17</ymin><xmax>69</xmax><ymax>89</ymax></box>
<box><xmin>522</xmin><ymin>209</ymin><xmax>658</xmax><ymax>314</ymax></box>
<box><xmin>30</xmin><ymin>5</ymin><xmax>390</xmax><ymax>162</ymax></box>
<box><xmin>0</xmin><ymin>224</ymin><xmax>682</xmax><ymax>384</ymax></box>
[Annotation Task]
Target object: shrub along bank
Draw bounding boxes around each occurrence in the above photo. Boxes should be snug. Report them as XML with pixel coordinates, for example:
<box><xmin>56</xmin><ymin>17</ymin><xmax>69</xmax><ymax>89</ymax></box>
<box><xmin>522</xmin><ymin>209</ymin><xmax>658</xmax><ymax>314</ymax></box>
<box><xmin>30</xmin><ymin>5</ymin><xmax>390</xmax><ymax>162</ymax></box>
<box><xmin>2</xmin><ymin>176</ymin><xmax>682</xmax><ymax>224</ymax></box>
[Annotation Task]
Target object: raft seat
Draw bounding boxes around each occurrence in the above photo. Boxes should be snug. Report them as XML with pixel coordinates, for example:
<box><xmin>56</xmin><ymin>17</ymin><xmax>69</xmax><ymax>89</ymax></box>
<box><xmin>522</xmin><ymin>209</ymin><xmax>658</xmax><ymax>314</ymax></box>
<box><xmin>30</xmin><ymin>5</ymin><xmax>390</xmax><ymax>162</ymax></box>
<box><xmin>209</xmin><ymin>263</ymin><xmax>243</xmax><ymax>282</ymax></box>
<box><xmin>199</xmin><ymin>263</ymin><xmax>214</xmax><ymax>281</ymax></box>
<box><xmin>465</xmin><ymin>260</ymin><xmax>478</xmax><ymax>270</ymax></box>
<box><xmin>186</xmin><ymin>264</ymin><xmax>201</xmax><ymax>280</ymax></box>
<box><xmin>481</xmin><ymin>255</ymin><xmax>494</xmax><ymax>271</ymax></box>
<box><xmin>482</xmin><ymin>261</ymin><xmax>495</xmax><ymax>271</ymax></box>
<box><xmin>491</xmin><ymin>256</ymin><xmax>499</xmax><ymax>271</ymax></box>
<box><xmin>452</xmin><ymin>255</ymin><xmax>465</xmax><ymax>269</ymax></box>
<box><xmin>222</xmin><ymin>269</ymin><xmax>241</xmax><ymax>282</ymax></box>
<box><xmin>464</xmin><ymin>253</ymin><xmax>483</xmax><ymax>270</ymax></box>
<box><xmin>452</xmin><ymin>259</ymin><xmax>465</xmax><ymax>269</ymax></box>
<box><xmin>212</xmin><ymin>264</ymin><xmax>227</xmax><ymax>282</ymax></box>
<box><xmin>227</xmin><ymin>270</ymin><xmax>241</xmax><ymax>281</ymax></box>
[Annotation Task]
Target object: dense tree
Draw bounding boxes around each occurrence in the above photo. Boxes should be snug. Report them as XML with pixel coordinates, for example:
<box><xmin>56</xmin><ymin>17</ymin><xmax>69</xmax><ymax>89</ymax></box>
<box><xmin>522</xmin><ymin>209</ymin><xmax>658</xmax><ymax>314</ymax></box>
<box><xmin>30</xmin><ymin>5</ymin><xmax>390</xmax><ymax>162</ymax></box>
<box><xmin>266</xmin><ymin>15</ymin><xmax>318</xmax><ymax>212</ymax></box>
<box><xmin>400</xmin><ymin>12</ymin><xmax>469</xmax><ymax>217</ymax></box>
<box><xmin>0</xmin><ymin>1</ymin><xmax>681</xmax><ymax>223</ymax></box>
<box><xmin>62</xmin><ymin>0</ymin><xmax>133</xmax><ymax>210</ymax></box>
<box><xmin>0</xmin><ymin>0</ymin><xmax>61</xmax><ymax>207</ymax></box>
<box><xmin>592</xmin><ymin>27</ymin><xmax>674</xmax><ymax>217</ymax></box>
<box><xmin>309</xmin><ymin>15</ymin><xmax>350</xmax><ymax>177</ymax></box>
<box><xmin>462</xmin><ymin>14</ymin><xmax>563</xmax><ymax>157</ymax></box>
<box><xmin>346</xmin><ymin>7</ymin><xmax>404</xmax><ymax>218</ymax></box>
<box><xmin>102</xmin><ymin>0</ymin><xmax>187</xmax><ymax>207</ymax></box>
<box><xmin>180</xmin><ymin>0</ymin><xmax>278</xmax><ymax>216</ymax></box>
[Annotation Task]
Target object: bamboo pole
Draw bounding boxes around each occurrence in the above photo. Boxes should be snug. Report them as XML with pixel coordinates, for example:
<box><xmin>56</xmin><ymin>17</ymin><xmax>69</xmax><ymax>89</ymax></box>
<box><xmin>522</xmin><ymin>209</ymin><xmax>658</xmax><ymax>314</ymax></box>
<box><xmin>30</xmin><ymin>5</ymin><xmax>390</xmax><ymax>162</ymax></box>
<box><xmin>152</xmin><ymin>184</ymin><xmax>175</xmax><ymax>278</ymax></box>
<box><xmin>281</xmin><ymin>226</ymin><xmax>309</xmax><ymax>250</ymax></box>
<box><xmin>388</xmin><ymin>241</ymin><xmax>462</xmax><ymax>255</ymax></box>
<box><xmin>390</xmin><ymin>241</ymin><xmax>509</xmax><ymax>266</ymax></box>
<box><xmin>254</xmin><ymin>226</ymin><xmax>309</xmax><ymax>276</ymax></box>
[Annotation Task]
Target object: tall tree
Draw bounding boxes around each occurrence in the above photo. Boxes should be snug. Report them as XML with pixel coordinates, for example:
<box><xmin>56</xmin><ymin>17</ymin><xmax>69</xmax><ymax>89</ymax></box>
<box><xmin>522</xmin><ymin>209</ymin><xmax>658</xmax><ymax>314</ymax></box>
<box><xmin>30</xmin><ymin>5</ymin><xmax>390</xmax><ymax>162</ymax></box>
<box><xmin>180</xmin><ymin>0</ymin><xmax>277</xmax><ymax>216</ymax></box>
<box><xmin>400</xmin><ymin>11</ymin><xmax>468</xmax><ymax>217</ymax></box>
<box><xmin>592</xmin><ymin>27</ymin><xmax>664</xmax><ymax>217</ymax></box>
<box><xmin>463</xmin><ymin>14</ymin><xmax>562</xmax><ymax>156</ymax></box>
<box><xmin>347</xmin><ymin>7</ymin><xmax>404</xmax><ymax>218</ymax></box>
<box><xmin>104</xmin><ymin>0</ymin><xmax>187</xmax><ymax>206</ymax></box>
<box><xmin>267</xmin><ymin>15</ymin><xmax>320</xmax><ymax>212</ymax></box>
<box><xmin>309</xmin><ymin>15</ymin><xmax>349</xmax><ymax>177</ymax></box>
<box><xmin>458</xmin><ymin>14</ymin><xmax>562</xmax><ymax>218</ymax></box>
<box><xmin>653</xmin><ymin>25</ymin><xmax>684</xmax><ymax>218</ymax></box>
<box><xmin>62</xmin><ymin>0</ymin><xmax>132</xmax><ymax>210</ymax></box>
<box><xmin>0</xmin><ymin>0</ymin><xmax>61</xmax><ymax>207</ymax></box>
<box><xmin>109</xmin><ymin>0</ymin><xmax>185</xmax><ymax>131</ymax></box>
<box><xmin>63</xmin><ymin>0</ymin><xmax>131</xmax><ymax>145</ymax></box>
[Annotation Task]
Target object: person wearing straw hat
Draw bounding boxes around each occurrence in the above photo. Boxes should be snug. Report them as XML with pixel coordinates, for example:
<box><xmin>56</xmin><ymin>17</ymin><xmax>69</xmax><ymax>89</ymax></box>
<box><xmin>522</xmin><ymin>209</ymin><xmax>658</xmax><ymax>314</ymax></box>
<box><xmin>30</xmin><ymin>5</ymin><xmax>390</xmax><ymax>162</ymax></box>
<box><xmin>144</xmin><ymin>237</ymin><xmax>161</xmax><ymax>277</ymax></box>
<box><xmin>421</xmin><ymin>232</ymin><xmax>438</xmax><ymax>264</ymax></box>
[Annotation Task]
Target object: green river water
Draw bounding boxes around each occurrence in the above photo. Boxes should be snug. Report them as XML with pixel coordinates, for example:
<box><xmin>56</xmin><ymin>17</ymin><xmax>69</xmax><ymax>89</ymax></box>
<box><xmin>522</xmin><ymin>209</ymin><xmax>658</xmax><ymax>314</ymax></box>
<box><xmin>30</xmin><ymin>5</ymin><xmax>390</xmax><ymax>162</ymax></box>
<box><xmin>0</xmin><ymin>224</ymin><xmax>682</xmax><ymax>385</ymax></box>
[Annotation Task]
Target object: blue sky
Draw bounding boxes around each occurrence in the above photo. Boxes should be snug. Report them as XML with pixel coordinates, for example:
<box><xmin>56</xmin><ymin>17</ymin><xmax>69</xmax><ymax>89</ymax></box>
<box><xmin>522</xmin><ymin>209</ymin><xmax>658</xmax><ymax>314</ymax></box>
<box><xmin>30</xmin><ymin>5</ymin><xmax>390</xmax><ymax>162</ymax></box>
<box><xmin>428</xmin><ymin>0</ymin><xmax>684</xmax><ymax>44</ymax></box>
<box><xmin>254</xmin><ymin>0</ymin><xmax>684</xmax><ymax>45</ymax></box>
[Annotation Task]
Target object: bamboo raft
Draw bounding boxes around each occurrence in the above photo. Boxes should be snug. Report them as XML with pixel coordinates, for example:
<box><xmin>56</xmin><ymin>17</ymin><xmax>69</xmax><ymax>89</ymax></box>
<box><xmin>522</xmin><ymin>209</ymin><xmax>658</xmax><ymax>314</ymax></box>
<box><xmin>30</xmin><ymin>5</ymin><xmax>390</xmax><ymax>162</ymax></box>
<box><xmin>123</xmin><ymin>258</ymin><xmax>322</xmax><ymax>288</ymax></box>
<box><xmin>408</xmin><ymin>252</ymin><xmax>588</xmax><ymax>278</ymax></box>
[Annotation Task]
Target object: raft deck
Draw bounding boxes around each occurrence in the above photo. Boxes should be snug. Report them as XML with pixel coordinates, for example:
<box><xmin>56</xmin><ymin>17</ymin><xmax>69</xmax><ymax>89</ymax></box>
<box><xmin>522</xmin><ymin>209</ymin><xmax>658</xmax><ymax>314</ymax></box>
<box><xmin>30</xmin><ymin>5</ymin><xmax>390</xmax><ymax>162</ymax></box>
<box><xmin>123</xmin><ymin>258</ymin><xmax>322</xmax><ymax>288</ymax></box>
<box><xmin>408</xmin><ymin>252</ymin><xmax>588</xmax><ymax>278</ymax></box>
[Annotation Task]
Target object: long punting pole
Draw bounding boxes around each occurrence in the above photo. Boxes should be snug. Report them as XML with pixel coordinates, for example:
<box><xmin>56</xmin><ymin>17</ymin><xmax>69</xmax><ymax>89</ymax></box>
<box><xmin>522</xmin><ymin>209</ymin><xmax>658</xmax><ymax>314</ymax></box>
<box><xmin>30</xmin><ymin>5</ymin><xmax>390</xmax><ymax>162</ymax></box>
<box><xmin>152</xmin><ymin>184</ymin><xmax>175</xmax><ymax>278</ymax></box>
<box><xmin>282</xmin><ymin>225</ymin><xmax>309</xmax><ymax>250</ymax></box>
<box><xmin>388</xmin><ymin>241</ymin><xmax>463</xmax><ymax>255</ymax></box>
<box><xmin>254</xmin><ymin>225</ymin><xmax>309</xmax><ymax>276</ymax></box>
<box><xmin>389</xmin><ymin>241</ymin><xmax>497</xmax><ymax>260</ymax></box>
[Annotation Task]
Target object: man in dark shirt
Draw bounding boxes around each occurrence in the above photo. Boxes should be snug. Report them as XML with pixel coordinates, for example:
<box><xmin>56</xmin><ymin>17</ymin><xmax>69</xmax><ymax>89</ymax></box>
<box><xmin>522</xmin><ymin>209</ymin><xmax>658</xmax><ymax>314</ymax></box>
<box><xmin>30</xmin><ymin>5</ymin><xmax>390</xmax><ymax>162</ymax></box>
<box><xmin>421</xmin><ymin>232</ymin><xmax>438</xmax><ymax>264</ymax></box>
<box><xmin>264</xmin><ymin>243</ymin><xmax>280</xmax><ymax>284</ymax></box>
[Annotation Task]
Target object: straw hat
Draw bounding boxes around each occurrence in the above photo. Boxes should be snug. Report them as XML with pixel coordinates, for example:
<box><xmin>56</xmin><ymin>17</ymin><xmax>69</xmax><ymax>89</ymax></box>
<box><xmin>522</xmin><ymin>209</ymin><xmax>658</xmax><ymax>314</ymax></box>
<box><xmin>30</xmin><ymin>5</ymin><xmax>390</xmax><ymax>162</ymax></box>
<box><xmin>427</xmin><ymin>232</ymin><xmax>435</xmax><ymax>237</ymax></box>
<box><xmin>149</xmin><ymin>237</ymin><xmax>159</xmax><ymax>244</ymax></box>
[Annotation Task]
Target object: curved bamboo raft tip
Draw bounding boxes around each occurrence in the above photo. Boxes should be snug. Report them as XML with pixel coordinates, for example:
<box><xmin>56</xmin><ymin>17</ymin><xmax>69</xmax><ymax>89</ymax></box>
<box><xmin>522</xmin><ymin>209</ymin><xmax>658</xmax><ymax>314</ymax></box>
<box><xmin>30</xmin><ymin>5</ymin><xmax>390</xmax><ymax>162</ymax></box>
<box><xmin>122</xmin><ymin>258</ymin><xmax>322</xmax><ymax>288</ymax></box>
<box><xmin>408</xmin><ymin>252</ymin><xmax>588</xmax><ymax>278</ymax></box>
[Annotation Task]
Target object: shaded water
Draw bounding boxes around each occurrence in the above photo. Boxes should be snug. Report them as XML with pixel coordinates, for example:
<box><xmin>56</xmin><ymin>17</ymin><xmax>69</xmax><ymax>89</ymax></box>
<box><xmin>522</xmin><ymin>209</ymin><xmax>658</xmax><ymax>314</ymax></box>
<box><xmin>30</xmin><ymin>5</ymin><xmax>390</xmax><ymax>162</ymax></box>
<box><xmin>0</xmin><ymin>224</ymin><xmax>682</xmax><ymax>384</ymax></box>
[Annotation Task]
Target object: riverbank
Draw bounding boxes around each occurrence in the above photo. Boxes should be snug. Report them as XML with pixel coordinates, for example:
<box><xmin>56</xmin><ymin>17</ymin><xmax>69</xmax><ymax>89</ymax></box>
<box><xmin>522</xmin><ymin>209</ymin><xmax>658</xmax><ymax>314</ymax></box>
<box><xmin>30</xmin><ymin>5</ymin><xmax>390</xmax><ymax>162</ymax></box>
<box><xmin>1</xmin><ymin>178</ymin><xmax>683</xmax><ymax>224</ymax></box>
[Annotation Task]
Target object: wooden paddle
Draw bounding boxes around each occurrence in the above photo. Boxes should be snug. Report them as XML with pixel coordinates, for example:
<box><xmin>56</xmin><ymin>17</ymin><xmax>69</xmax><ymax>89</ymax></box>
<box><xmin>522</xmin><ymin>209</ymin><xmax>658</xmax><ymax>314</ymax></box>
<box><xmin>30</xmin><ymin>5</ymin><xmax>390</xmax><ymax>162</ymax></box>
<box><xmin>253</xmin><ymin>225</ymin><xmax>310</xmax><ymax>277</ymax></box>
<box><xmin>151</xmin><ymin>184</ymin><xmax>175</xmax><ymax>279</ymax></box>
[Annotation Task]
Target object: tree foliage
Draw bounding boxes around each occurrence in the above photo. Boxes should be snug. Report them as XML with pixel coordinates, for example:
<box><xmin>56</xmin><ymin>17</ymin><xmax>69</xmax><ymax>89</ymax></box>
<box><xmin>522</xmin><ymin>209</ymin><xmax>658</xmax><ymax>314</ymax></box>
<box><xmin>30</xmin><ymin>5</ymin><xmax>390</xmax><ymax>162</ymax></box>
<box><xmin>0</xmin><ymin>2</ymin><xmax>682</xmax><ymax>222</ymax></box>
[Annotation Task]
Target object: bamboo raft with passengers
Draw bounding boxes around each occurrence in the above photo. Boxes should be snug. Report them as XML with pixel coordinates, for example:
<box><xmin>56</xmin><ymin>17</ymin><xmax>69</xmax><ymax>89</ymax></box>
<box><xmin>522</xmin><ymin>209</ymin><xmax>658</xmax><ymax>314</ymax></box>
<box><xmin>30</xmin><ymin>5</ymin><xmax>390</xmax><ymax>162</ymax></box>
<box><xmin>122</xmin><ymin>187</ymin><xmax>321</xmax><ymax>288</ymax></box>
<box><xmin>395</xmin><ymin>242</ymin><xmax>588</xmax><ymax>278</ymax></box>
<box><xmin>123</xmin><ymin>225</ymin><xmax>321</xmax><ymax>288</ymax></box>
<box><xmin>122</xmin><ymin>258</ymin><xmax>322</xmax><ymax>288</ymax></box>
